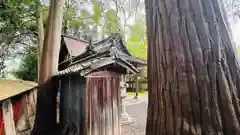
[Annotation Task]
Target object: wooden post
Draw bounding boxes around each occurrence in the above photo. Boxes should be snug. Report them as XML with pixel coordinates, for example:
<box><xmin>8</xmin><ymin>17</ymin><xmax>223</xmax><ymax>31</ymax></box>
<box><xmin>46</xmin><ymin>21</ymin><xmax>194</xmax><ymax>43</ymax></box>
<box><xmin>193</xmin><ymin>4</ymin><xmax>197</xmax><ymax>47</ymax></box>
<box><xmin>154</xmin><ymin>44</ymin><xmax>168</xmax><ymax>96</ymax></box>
<box><xmin>22</xmin><ymin>95</ymin><xmax>30</xmax><ymax>129</ymax></box>
<box><xmin>134</xmin><ymin>75</ymin><xmax>139</xmax><ymax>99</ymax></box>
<box><xmin>33</xmin><ymin>89</ymin><xmax>37</xmax><ymax>104</ymax></box>
<box><xmin>16</xmin><ymin>95</ymin><xmax>31</xmax><ymax>131</ymax></box>
<box><xmin>28</xmin><ymin>90</ymin><xmax>36</xmax><ymax>116</ymax></box>
<box><xmin>2</xmin><ymin>99</ymin><xmax>16</xmax><ymax>135</ymax></box>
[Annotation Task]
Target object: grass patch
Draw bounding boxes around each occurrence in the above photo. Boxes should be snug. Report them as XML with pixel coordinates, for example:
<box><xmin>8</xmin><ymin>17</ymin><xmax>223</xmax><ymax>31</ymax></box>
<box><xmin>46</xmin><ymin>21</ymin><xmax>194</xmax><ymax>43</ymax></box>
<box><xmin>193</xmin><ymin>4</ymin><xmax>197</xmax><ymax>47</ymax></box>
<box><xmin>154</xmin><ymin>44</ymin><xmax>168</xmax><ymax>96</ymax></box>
<box><xmin>127</xmin><ymin>92</ymin><xmax>144</xmax><ymax>96</ymax></box>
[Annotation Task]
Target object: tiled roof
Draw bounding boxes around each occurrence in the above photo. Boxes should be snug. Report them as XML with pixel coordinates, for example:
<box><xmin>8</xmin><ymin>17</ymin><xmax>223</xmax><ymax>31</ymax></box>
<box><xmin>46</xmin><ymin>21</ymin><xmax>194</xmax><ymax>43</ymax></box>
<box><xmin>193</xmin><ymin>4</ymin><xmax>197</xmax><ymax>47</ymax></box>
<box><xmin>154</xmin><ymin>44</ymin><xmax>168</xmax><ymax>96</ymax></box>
<box><xmin>55</xmin><ymin>34</ymin><xmax>146</xmax><ymax>76</ymax></box>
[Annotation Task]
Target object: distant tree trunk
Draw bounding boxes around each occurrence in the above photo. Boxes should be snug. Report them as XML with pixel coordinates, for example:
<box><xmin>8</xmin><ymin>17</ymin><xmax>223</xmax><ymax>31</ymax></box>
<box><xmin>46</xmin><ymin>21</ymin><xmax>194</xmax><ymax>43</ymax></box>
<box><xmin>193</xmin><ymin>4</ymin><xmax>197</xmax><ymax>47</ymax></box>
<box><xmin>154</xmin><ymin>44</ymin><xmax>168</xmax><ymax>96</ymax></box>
<box><xmin>145</xmin><ymin>0</ymin><xmax>240</xmax><ymax>135</ymax></box>
<box><xmin>63</xmin><ymin>0</ymin><xmax>70</xmax><ymax>34</ymax></box>
<box><xmin>36</xmin><ymin>0</ymin><xmax>44</xmax><ymax>82</ymax></box>
<box><xmin>135</xmin><ymin>75</ymin><xmax>139</xmax><ymax>98</ymax></box>
<box><xmin>32</xmin><ymin>0</ymin><xmax>65</xmax><ymax>134</ymax></box>
<box><xmin>38</xmin><ymin>0</ymin><xmax>65</xmax><ymax>84</ymax></box>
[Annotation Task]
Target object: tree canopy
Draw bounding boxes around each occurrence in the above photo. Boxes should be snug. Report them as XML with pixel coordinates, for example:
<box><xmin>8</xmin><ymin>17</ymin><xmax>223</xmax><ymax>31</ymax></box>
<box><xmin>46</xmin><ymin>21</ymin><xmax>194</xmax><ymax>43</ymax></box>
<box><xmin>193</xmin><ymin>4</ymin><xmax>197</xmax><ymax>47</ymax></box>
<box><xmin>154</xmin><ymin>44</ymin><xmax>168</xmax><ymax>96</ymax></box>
<box><xmin>2</xmin><ymin>0</ymin><xmax>147</xmax><ymax>80</ymax></box>
<box><xmin>12</xmin><ymin>46</ymin><xmax>37</xmax><ymax>81</ymax></box>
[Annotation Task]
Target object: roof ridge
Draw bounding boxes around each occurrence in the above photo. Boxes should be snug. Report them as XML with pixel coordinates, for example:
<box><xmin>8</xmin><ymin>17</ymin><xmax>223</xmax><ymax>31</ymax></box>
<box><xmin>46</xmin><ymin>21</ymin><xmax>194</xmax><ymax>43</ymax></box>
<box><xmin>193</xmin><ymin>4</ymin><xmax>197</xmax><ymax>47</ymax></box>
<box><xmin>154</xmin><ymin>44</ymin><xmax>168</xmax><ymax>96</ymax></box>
<box><xmin>62</xmin><ymin>34</ymin><xmax>89</xmax><ymax>43</ymax></box>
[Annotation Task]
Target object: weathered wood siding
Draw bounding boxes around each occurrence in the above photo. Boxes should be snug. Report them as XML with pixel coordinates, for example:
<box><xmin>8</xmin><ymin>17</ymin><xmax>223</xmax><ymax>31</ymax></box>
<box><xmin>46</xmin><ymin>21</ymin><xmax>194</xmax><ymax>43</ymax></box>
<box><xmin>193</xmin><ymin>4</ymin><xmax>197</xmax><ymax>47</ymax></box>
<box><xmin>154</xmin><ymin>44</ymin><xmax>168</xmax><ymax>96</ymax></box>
<box><xmin>59</xmin><ymin>74</ymin><xmax>85</xmax><ymax>134</ymax></box>
<box><xmin>58</xmin><ymin>72</ymin><xmax>121</xmax><ymax>135</ymax></box>
<box><xmin>84</xmin><ymin>71</ymin><xmax>121</xmax><ymax>135</ymax></box>
<box><xmin>0</xmin><ymin>88</ymin><xmax>37</xmax><ymax>135</ymax></box>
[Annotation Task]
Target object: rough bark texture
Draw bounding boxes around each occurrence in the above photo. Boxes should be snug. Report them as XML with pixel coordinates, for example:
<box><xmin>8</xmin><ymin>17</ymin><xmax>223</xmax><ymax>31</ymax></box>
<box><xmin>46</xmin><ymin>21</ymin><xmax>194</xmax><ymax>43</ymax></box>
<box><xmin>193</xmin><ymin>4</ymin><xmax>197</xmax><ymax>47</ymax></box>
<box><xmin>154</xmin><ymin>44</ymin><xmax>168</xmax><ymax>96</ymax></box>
<box><xmin>145</xmin><ymin>0</ymin><xmax>240</xmax><ymax>135</ymax></box>
<box><xmin>39</xmin><ymin>0</ymin><xmax>65</xmax><ymax>84</ymax></box>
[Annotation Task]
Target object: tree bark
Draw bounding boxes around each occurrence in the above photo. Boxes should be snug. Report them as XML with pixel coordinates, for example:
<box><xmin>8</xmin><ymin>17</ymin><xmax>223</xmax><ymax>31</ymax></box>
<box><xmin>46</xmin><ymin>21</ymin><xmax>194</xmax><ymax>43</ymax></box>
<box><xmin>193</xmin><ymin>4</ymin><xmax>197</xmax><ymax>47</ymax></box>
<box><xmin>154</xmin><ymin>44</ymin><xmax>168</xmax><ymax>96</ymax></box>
<box><xmin>38</xmin><ymin>0</ymin><xmax>65</xmax><ymax>84</ymax></box>
<box><xmin>145</xmin><ymin>0</ymin><xmax>240</xmax><ymax>135</ymax></box>
<box><xmin>36</xmin><ymin>0</ymin><xmax>44</xmax><ymax>82</ymax></box>
<box><xmin>32</xmin><ymin>0</ymin><xmax>65</xmax><ymax>134</ymax></box>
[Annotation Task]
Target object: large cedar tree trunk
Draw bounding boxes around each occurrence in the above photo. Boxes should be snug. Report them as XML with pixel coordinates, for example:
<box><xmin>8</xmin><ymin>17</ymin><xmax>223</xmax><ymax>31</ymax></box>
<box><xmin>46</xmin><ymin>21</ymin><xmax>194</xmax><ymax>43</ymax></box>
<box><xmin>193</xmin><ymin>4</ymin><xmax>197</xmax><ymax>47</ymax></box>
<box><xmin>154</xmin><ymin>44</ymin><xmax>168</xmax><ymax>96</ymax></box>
<box><xmin>145</xmin><ymin>0</ymin><xmax>240</xmax><ymax>135</ymax></box>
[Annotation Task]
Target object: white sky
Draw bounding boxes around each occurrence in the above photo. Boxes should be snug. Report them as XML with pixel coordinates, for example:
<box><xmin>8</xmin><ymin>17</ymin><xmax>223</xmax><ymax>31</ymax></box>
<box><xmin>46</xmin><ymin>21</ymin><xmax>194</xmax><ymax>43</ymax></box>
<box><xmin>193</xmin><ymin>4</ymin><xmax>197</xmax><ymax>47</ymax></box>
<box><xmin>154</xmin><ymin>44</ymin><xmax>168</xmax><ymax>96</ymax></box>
<box><xmin>231</xmin><ymin>21</ymin><xmax>240</xmax><ymax>45</ymax></box>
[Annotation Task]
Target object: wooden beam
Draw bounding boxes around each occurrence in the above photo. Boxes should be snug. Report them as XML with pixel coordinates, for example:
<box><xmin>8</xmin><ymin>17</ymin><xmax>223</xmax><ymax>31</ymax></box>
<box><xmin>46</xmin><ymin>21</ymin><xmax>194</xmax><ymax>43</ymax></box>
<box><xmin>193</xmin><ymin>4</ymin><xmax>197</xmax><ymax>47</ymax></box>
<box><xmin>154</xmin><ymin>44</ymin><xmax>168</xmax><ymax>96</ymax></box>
<box><xmin>90</xmin><ymin>58</ymin><xmax>115</xmax><ymax>69</ymax></box>
<box><xmin>26</xmin><ymin>90</ymin><xmax>37</xmax><ymax>119</ymax></box>
<box><xmin>2</xmin><ymin>99</ymin><xmax>16</xmax><ymax>135</ymax></box>
<box><xmin>80</xmin><ymin>58</ymin><xmax>115</xmax><ymax>76</ymax></box>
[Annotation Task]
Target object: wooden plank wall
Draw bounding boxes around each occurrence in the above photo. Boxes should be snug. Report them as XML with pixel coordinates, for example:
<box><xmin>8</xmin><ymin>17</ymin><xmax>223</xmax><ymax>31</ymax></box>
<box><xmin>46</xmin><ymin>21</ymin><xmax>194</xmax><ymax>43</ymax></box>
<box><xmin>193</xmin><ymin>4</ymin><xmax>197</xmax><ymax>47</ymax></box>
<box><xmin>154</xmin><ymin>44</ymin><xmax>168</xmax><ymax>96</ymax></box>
<box><xmin>84</xmin><ymin>71</ymin><xmax>121</xmax><ymax>135</ymax></box>
<box><xmin>2</xmin><ymin>99</ymin><xmax>16</xmax><ymax>135</ymax></box>
<box><xmin>59</xmin><ymin>74</ymin><xmax>85</xmax><ymax>135</ymax></box>
<box><xmin>0</xmin><ymin>88</ymin><xmax>37</xmax><ymax>135</ymax></box>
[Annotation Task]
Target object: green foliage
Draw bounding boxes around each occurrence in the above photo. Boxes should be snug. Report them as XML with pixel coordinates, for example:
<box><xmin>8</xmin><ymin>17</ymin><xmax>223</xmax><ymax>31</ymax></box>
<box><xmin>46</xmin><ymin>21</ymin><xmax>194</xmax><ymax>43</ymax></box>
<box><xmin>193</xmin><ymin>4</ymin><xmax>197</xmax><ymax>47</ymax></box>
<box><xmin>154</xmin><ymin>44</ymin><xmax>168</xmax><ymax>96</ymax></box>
<box><xmin>41</xmin><ymin>4</ymin><xmax>50</xmax><ymax>23</ymax></box>
<box><xmin>92</xmin><ymin>0</ymin><xmax>103</xmax><ymax>25</ymax></box>
<box><xmin>0</xmin><ymin>0</ymin><xmax>37</xmax><ymax>77</ymax></box>
<box><xmin>0</xmin><ymin>0</ymin><xmax>36</xmax><ymax>34</ymax></box>
<box><xmin>104</xmin><ymin>9</ymin><xmax>121</xmax><ymax>35</ymax></box>
<box><xmin>126</xmin><ymin>16</ymin><xmax>147</xmax><ymax>60</ymax></box>
<box><xmin>1</xmin><ymin>0</ymin><xmax>147</xmax><ymax>79</ymax></box>
<box><xmin>12</xmin><ymin>47</ymin><xmax>38</xmax><ymax>81</ymax></box>
<box><xmin>64</xmin><ymin>7</ymin><xmax>76</xmax><ymax>21</ymax></box>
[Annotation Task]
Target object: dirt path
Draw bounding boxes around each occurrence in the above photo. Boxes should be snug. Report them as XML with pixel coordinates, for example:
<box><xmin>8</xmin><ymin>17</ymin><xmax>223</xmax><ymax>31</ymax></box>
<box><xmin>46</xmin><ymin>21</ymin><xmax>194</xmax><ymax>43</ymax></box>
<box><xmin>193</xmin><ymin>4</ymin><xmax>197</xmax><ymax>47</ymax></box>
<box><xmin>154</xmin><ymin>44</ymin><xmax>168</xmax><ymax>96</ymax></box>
<box><xmin>121</xmin><ymin>101</ymin><xmax>148</xmax><ymax>135</ymax></box>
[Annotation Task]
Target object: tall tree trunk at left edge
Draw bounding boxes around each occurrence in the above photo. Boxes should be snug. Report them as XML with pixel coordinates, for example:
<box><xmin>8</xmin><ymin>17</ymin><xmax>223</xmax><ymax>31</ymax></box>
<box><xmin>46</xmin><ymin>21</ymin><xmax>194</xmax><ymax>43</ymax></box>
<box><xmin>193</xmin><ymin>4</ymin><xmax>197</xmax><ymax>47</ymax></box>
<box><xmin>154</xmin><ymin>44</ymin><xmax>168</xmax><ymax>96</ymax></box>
<box><xmin>38</xmin><ymin>0</ymin><xmax>65</xmax><ymax>84</ymax></box>
<box><xmin>35</xmin><ymin>0</ymin><xmax>44</xmax><ymax>82</ymax></box>
<box><xmin>32</xmin><ymin>0</ymin><xmax>65</xmax><ymax>134</ymax></box>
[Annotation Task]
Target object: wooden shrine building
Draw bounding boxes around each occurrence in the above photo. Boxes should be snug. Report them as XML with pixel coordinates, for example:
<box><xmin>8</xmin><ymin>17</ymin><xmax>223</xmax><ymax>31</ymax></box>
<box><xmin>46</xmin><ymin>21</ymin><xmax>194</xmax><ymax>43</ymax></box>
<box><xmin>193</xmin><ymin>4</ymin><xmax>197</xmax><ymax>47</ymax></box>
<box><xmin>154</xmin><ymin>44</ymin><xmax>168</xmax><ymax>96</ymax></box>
<box><xmin>33</xmin><ymin>33</ymin><xmax>146</xmax><ymax>135</ymax></box>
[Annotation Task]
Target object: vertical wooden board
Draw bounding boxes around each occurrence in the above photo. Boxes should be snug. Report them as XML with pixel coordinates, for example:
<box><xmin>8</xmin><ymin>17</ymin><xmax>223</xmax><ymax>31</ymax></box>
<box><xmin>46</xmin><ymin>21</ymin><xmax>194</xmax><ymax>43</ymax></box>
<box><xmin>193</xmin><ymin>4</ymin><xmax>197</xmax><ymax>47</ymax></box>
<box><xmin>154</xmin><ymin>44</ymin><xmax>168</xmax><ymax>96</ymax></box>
<box><xmin>59</xmin><ymin>76</ymin><xmax>70</xmax><ymax>127</ymax></box>
<box><xmin>85</xmin><ymin>72</ymin><xmax>121</xmax><ymax>135</ymax></box>
<box><xmin>16</xmin><ymin>95</ymin><xmax>31</xmax><ymax>132</ymax></box>
<box><xmin>70</xmin><ymin>75</ymin><xmax>84</xmax><ymax>134</ymax></box>
<box><xmin>103</xmin><ymin>78</ymin><xmax>109</xmax><ymax>135</ymax></box>
<box><xmin>95</xmin><ymin>78</ymin><xmax>100</xmax><ymax>135</ymax></box>
<box><xmin>68</xmin><ymin>76</ymin><xmax>72</xmax><ymax>126</ymax></box>
<box><xmin>33</xmin><ymin>89</ymin><xmax>37</xmax><ymax>104</ymax></box>
<box><xmin>2</xmin><ymin>99</ymin><xmax>16</xmax><ymax>135</ymax></box>
<box><xmin>0</xmin><ymin>108</ymin><xmax>4</xmax><ymax>135</ymax></box>
<box><xmin>28</xmin><ymin>91</ymin><xmax>36</xmax><ymax>117</ymax></box>
<box><xmin>22</xmin><ymin>95</ymin><xmax>30</xmax><ymax>129</ymax></box>
<box><xmin>106</xmin><ymin>78</ymin><xmax>113</xmax><ymax>135</ymax></box>
<box><xmin>101</xmin><ymin>79</ymin><xmax>106</xmax><ymax>135</ymax></box>
<box><xmin>79</xmin><ymin>76</ymin><xmax>85</xmax><ymax>133</ymax></box>
<box><xmin>89</xmin><ymin>78</ymin><xmax>93</xmax><ymax>135</ymax></box>
<box><xmin>91</xmin><ymin>79</ymin><xmax>98</xmax><ymax>135</ymax></box>
<box><xmin>83</xmin><ymin>78</ymin><xmax>89</xmax><ymax>135</ymax></box>
<box><xmin>117</xmin><ymin>78</ymin><xmax>121</xmax><ymax>135</ymax></box>
<box><xmin>86</xmin><ymin>78</ymin><xmax>91</xmax><ymax>135</ymax></box>
<box><xmin>112</xmin><ymin>77</ymin><xmax>119</xmax><ymax>135</ymax></box>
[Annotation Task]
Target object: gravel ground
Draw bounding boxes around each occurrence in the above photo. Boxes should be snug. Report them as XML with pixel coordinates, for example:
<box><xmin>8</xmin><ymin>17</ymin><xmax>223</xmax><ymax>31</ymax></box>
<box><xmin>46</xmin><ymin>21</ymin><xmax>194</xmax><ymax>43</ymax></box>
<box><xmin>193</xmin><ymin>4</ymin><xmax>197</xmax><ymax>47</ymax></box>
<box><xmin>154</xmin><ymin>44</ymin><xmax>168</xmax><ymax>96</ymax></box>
<box><xmin>121</xmin><ymin>101</ymin><xmax>148</xmax><ymax>135</ymax></box>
